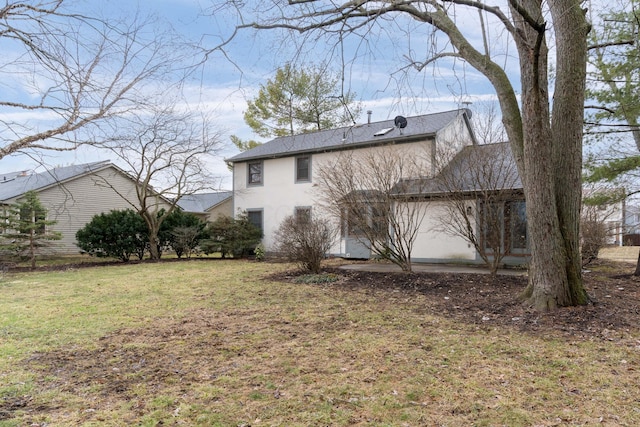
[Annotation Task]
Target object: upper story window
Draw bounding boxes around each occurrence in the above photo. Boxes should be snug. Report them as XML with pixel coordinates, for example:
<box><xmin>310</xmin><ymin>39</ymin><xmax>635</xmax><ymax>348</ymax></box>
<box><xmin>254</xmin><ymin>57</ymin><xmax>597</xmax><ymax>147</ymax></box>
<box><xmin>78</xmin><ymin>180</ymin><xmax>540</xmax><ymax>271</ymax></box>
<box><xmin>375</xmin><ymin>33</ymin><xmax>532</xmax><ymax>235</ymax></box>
<box><xmin>248</xmin><ymin>161</ymin><xmax>263</xmax><ymax>186</ymax></box>
<box><xmin>296</xmin><ymin>155</ymin><xmax>311</xmax><ymax>183</ymax></box>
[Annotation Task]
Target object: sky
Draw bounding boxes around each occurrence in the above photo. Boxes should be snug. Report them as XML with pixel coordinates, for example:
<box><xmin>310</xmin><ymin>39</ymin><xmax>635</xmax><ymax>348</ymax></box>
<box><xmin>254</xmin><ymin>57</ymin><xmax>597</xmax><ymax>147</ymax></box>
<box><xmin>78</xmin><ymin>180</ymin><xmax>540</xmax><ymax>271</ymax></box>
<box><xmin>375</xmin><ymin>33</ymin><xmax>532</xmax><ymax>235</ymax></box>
<box><xmin>0</xmin><ymin>0</ymin><xmax>515</xmax><ymax>190</ymax></box>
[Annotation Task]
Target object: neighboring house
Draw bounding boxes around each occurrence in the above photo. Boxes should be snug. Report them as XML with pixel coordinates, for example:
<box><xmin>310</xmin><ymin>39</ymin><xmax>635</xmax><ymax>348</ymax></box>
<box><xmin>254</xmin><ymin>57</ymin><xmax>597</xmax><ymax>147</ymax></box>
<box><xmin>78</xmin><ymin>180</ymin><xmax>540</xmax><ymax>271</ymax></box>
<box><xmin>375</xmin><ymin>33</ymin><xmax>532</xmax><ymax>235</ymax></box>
<box><xmin>0</xmin><ymin>161</ymin><xmax>170</xmax><ymax>254</ymax></box>
<box><xmin>227</xmin><ymin>108</ymin><xmax>510</xmax><ymax>263</ymax></box>
<box><xmin>583</xmin><ymin>188</ymin><xmax>627</xmax><ymax>246</ymax></box>
<box><xmin>177</xmin><ymin>192</ymin><xmax>233</xmax><ymax>222</ymax></box>
<box><xmin>623</xmin><ymin>203</ymin><xmax>640</xmax><ymax>245</ymax></box>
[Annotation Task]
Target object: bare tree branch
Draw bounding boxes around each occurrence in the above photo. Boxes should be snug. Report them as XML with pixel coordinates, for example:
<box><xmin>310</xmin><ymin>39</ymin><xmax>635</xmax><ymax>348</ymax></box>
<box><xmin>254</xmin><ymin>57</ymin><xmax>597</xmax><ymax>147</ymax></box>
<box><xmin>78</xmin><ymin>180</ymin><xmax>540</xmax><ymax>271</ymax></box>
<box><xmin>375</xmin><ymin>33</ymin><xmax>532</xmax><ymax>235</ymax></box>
<box><xmin>0</xmin><ymin>1</ymin><xmax>190</xmax><ymax>160</ymax></box>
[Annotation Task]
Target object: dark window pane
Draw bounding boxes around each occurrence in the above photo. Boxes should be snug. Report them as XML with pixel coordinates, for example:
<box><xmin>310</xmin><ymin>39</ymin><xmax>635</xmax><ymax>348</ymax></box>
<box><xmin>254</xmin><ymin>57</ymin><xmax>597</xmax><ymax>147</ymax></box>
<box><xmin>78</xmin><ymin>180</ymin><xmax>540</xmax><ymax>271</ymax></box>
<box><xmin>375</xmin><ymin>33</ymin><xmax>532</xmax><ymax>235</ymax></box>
<box><xmin>482</xmin><ymin>201</ymin><xmax>503</xmax><ymax>252</ymax></box>
<box><xmin>247</xmin><ymin>210</ymin><xmax>263</xmax><ymax>231</ymax></box>
<box><xmin>248</xmin><ymin>162</ymin><xmax>262</xmax><ymax>185</ymax></box>
<box><xmin>510</xmin><ymin>201</ymin><xmax>528</xmax><ymax>250</ymax></box>
<box><xmin>295</xmin><ymin>207</ymin><xmax>311</xmax><ymax>224</ymax></box>
<box><xmin>296</xmin><ymin>156</ymin><xmax>310</xmax><ymax>182</ymax></box>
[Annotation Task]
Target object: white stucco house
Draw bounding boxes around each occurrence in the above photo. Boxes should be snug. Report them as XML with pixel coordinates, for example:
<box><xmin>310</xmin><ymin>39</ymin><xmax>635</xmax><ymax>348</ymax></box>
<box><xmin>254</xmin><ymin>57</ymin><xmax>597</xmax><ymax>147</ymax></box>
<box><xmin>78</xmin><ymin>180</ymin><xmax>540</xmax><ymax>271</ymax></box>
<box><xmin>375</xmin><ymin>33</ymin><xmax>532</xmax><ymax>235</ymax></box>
<box><xmin>227</xmin><ymin>108</ymin><xmax>530</xmax><ymax>265</ymax></box>
<box><xmin>0</xmin><ymin>161</ymin><xmax>170</xmax><ymax>254</ymax></box>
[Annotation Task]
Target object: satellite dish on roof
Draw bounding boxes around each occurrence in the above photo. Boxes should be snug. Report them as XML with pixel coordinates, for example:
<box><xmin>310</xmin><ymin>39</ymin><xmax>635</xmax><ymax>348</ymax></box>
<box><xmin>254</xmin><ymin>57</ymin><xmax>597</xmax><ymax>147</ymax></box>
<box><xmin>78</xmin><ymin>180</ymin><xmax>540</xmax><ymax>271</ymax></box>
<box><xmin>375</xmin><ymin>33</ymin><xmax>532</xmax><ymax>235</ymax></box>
<box><xmin>394</xmin><ymin>115</ymin><xmax>407</xmax><ymax>129</ymax></box>
<box><xmin>394</xmin><ymin>115</ymin><xmax>407</xmax><ymax>135</ymax></box>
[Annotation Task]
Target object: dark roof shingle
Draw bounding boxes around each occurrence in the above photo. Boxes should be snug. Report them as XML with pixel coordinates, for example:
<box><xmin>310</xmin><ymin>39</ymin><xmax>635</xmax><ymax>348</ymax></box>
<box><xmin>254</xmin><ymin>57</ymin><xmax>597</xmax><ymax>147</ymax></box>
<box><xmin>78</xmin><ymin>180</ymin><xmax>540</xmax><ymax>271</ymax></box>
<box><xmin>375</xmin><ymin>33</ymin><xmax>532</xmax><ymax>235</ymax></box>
<box><xmin>227</xmin><ymin>109</ymin><xmax>471</xmax><ymax>162</ymax></box>
<box><xmin>0</xmin><ymin>161</ymin><xmax>111</xmax><ymax>202</ymax></box>
<box><xmin>395</xmin><ymin>142</ymin><xmax>522</xmax><ymax>197</ymax></box>
<box><xmin>177</xmin><ymin>191</ymin><xmax>232</xmax><ymax>213</ymax></box>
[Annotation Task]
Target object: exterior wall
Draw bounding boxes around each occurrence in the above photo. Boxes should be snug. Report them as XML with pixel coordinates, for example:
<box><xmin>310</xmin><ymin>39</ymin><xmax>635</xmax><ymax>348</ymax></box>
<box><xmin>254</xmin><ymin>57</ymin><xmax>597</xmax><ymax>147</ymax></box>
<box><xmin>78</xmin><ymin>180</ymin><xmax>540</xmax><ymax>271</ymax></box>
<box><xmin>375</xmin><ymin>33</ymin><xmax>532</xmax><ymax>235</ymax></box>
<box><xmin>233</xmin><ymin>156</ymin><xmax>324</xmax><ymax>252</ymax></box>
<box><xmin>600</xmin><ymin>201</ymin><xmax>625</xmax><ymax>246</ymax></box>
<box><xmin>233</xmin><ymin>139</ymin><xmax>439</xmax><ymax>255</ymax></box>
<box><xmin>411</xmin><ymin>200</ymin><xmax>477</xmax><ymax>262</ymax></box>
<box><xmin>434</xmin><ymin>114</ymin><xmax>476</xmax><ymax>174</ymax></box>
<box><xmin>30</xmin><ymin>167</ymin><xmax>169</xmax><ymax>254</ymax></box>
<box><xmin>206</xmin><ymin>198</ymin><xmax>233</xmax><ymax>222</ymax></box>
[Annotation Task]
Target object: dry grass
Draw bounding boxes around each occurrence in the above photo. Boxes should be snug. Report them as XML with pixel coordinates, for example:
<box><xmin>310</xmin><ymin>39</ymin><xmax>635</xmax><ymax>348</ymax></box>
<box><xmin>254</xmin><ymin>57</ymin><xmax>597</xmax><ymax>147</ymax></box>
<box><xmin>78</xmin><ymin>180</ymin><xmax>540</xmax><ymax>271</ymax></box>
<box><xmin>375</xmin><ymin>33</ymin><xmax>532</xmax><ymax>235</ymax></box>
<box><xmin>599</xmin><ymin>245</ymin><xmax>639</xmax><ymax>262</ymax></box>
<box><xmin>1</xmin><ymin>259</ymin><xmax>639</xmax><ymax>426</ymax></box>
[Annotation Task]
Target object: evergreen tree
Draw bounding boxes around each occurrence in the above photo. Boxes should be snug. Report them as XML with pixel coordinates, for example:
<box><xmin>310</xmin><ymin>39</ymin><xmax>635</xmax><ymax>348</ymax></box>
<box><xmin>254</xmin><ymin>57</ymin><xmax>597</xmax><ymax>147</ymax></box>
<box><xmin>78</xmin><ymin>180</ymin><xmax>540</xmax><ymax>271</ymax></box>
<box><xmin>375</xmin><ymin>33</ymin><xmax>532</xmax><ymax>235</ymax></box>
<box><xmin>230</xmin><ymin>63</ymin><xmax>361</xmax><ymax>151</ymax></box>
<box><xmin>0</xmin><ymin>191</ymin><xmax>61</xmax><ymax>269</ymax></box>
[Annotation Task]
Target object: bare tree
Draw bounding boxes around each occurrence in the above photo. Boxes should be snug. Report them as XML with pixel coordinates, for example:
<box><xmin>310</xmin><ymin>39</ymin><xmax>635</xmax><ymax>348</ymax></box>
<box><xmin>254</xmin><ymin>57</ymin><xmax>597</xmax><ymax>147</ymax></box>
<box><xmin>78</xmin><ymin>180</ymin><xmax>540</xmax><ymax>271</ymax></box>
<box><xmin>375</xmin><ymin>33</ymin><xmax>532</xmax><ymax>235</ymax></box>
<box><xmin>93</xmin><ymin>105</ymin><xmax>223</xmax><ymax>260</ymax></box>
<box><xmin>470</xmin><ymin>102</ymin><xmax>507</xmax><ymax>145</ymax></box>
<box><xmin>216</xmin><ymin>0</ymin><xmax>590</xmax><ymax>310</ymax></box>
<box><xmin>273</xmin><ymin>213</ymin><xmax>337</xmax><ymax>274</ymax></box>
<box><xmin>316</xmin><ymin>147</ymin><xmax>430</xmax><ymax>272</ymax></box>
<box><xmin>431</xmin><ymin>143</ymin><xmax>522</xmax><ymax>275</ymax></box>
<box><xmin>0</xmin><ymin>1</ymin><xmax>185</xmax><ymax>160</ymax></box>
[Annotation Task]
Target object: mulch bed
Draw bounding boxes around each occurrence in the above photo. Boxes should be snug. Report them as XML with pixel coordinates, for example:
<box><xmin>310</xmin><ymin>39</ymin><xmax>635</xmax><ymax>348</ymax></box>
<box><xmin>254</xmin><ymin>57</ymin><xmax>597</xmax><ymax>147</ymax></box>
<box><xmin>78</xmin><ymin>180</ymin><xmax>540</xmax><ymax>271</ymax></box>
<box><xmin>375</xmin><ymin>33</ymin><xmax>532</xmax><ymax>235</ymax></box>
<box><xmin>271</xmin><ymin>259</ymin><xmax>640</xmax><ymax>342</ymax></box>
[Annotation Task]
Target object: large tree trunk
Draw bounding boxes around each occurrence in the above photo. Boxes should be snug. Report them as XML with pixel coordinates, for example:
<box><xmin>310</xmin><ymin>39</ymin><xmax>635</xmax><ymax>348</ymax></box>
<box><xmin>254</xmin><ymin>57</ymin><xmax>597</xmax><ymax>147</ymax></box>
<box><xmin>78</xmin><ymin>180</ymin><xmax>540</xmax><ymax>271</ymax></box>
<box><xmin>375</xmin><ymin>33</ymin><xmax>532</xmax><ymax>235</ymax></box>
<box><xmin>514</xmin><ymin>1</ymin><xmax>590</xmax><ymax>309</ymax></box>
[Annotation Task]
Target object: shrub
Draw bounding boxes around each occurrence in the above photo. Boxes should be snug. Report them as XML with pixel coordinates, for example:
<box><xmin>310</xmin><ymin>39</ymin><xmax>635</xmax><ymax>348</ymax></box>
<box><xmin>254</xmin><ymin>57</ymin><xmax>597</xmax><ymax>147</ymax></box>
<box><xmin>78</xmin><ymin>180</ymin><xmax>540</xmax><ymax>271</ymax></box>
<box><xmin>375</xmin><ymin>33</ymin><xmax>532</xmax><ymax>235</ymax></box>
<box><xmin>76</xmin><ymin>209</ymin><xmax>148</xmax><ymax>261</ymax></box>
<box><xmin>254</xmin><ymin>243</ymin><xmax>266</xmax><ymax>261</ymax></box>
<box><xmin>273</xmin><ymin>214</ymin><xmax>336</xmax><ymax>273</ymax></box>
<box><xmin>581</xmin><ymin>219</ymin><xmax>608</xmax><ymax>266</ymax></box>
<box><xmin>159</xmin><ymin>210</ymin><xmax>208</xmax><ymax>258</ymax></box>
<box><xmin>201</xmin><ymin>213</ymin><xmax>262</xmax><ymax>258</ymax></box>
<box><xmin>170</xmin><ymin>226</ymin><xmax>203</xmax><ymax>259</ymax></box>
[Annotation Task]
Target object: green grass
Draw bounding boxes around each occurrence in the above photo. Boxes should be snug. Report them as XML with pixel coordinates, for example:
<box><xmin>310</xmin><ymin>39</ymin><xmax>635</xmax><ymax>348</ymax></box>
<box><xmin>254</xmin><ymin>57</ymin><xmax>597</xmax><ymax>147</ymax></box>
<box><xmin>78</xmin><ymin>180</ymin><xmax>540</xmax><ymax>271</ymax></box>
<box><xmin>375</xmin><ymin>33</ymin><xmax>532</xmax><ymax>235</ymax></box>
<box><xmin>0</xmin><ymin>259</ymin><xmax>639</xmax><ymax>426</ymax></box>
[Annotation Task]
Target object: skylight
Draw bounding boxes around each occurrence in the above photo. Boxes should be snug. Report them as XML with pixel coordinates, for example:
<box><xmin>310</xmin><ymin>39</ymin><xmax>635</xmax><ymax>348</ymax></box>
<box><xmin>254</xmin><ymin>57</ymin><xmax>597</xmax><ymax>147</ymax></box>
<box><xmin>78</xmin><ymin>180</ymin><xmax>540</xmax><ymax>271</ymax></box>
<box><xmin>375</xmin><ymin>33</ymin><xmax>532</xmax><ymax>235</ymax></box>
<box><xmin>373</xmin><ymin>127</ymin><xmax>394</xmax><ymax>136</ymax></box>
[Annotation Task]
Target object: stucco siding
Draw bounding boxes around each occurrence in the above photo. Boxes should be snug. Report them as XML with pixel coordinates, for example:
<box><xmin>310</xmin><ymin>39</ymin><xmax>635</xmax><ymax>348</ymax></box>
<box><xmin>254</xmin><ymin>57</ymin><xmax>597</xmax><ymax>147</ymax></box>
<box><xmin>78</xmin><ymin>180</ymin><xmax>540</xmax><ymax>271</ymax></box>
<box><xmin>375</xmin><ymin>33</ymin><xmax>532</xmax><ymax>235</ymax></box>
<box><xmin>233</xmin><ymin>140</ymin><xmax>436</xmax><ymax>252</ymax></box>
<box><xmin>434</xmin><ymin>115</ymin><xmax>476</xmax><ymax>174</ymax></box>
<box><xmin>411</xmin><ymin>201</ymin><xmax>477</xmax><ymax>261</ymax></box>
<box><xmin>233</xmin><ymin>157</ymin><xmax>319</xmax><ymax>250</ymax></box>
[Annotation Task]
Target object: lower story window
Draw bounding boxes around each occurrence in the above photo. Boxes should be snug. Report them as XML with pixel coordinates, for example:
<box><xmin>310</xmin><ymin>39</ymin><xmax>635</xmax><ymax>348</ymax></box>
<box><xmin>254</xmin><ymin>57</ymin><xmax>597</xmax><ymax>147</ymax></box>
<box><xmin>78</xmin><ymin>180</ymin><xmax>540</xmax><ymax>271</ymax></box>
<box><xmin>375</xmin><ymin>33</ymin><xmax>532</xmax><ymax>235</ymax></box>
<box><xmin>508</xmin><ymin>200</ymin><xmax>528</xmax><ymax>253</ymax></box>
<box><xmin>247</xmin><ymin>209</ymin><xmax>263</xmax><ymax>233</ymax></box>
<box><xmin>295</xmin><ymin>207</ymin><xmax>311</xmax><ymax>224</ymax></box>
<box><xmin>480</xmin><ymin>199</ymin><xmax>529</xmax><ymax>255</ymax></box>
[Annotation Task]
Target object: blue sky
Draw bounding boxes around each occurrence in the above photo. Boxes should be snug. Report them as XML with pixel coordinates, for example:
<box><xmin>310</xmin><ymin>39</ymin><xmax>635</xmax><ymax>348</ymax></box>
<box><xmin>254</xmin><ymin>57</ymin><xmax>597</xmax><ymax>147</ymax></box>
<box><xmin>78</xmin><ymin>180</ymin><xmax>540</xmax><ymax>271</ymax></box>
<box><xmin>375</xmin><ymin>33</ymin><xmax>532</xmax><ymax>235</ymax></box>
<box><xmin>0</xmin><ymin>0</ymin><xmax>511</xmax><ymax>189</ymax></box>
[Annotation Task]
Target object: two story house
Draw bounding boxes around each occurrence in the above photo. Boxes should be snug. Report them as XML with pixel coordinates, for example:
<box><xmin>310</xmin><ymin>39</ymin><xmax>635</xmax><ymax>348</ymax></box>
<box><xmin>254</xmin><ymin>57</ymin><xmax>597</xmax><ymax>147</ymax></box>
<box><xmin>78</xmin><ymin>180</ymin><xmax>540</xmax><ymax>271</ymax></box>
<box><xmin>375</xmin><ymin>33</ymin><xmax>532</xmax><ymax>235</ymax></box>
<box><xmin>227</xmin><ymin>108</ymin><xmax>519</xmax><ymax>263</ymax></box>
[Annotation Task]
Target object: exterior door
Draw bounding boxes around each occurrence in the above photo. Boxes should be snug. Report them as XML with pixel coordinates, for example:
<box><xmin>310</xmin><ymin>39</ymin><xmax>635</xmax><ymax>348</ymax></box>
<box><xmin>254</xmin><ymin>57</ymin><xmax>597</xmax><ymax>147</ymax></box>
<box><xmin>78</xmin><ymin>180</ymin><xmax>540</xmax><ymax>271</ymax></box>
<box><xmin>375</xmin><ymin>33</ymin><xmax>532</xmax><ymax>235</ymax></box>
<box><xmin>345</xmin><ymin>236</ymin><xmax>371</xmax><ymax>259</ymax></box>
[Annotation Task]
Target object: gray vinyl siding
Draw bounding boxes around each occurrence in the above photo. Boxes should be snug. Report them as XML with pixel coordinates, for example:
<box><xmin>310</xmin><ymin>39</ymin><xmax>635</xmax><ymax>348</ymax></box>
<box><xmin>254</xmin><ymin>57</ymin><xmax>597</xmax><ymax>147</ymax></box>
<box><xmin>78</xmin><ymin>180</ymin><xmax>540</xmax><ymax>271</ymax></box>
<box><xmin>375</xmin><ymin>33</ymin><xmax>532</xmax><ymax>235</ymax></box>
<box><xmin>206</xmin><ymin>197</ymin><xmax>233</xmax><ymax>221</ymax></box>
<box><xmin>34</xmin><ymin>167</ymin><xmax>169</xmax><ymax>254</ymax></box>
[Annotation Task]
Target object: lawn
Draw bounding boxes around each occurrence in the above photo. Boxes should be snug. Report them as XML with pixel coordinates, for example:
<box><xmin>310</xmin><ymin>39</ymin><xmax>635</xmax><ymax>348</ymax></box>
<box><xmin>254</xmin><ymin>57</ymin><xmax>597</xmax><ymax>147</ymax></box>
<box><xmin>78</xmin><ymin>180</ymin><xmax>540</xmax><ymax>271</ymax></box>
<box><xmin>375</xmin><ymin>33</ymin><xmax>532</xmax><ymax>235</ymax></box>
<box><xmin>0</xmin><ymin>259</ymin><xmax>639</xmax><ymax>426</ymax></box>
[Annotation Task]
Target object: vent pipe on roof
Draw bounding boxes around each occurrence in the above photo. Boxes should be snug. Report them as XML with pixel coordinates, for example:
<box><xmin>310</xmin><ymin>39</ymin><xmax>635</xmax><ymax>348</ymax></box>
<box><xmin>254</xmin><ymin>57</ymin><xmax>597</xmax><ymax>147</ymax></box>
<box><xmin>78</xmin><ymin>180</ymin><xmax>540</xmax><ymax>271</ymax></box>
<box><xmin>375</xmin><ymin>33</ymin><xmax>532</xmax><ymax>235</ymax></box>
<box><xmin>367</xmin><ymin>110</ymin><xmax>372</xmax><ymax>125</ymax></box>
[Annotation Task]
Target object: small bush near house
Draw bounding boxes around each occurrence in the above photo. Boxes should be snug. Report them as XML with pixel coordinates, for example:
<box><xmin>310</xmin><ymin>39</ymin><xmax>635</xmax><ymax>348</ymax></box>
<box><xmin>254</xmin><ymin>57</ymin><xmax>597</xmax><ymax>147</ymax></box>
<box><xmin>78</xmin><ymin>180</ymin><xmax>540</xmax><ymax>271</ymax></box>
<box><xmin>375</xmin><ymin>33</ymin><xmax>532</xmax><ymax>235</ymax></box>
<box><xmin>76</xmin><ymin>209</ymin><xmax>148</xmax><ymax>262</ymax></box>
<box><xmin>581</xmin><ymin>218</ymin><xmax>608</xmax><ymax>266</ymax></box>
<box><xmin>254</xmin><ymin>243</ymin><xmax>266</xmax><ymax>261</ymax></box>
<box><xmin>159</xmin><ymin>210</ymin><xmax>208</xmax><ymax>258</ymax></box>
<box><xmin>273</xmin><ymin>214</ymin><xmax>336</xmax><ymax>274</ymax></box>
<box><xmin>201</xmin><ymin>213</ymin><xmax>262</xmax><ymax>258</ymax></box>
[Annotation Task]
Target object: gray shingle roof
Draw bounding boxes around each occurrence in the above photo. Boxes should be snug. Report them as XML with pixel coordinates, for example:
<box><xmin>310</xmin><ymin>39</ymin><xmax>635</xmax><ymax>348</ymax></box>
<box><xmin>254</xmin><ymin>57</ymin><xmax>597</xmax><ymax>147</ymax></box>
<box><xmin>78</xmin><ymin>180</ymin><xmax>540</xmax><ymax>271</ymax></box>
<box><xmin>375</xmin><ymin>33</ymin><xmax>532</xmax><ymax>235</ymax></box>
<box><xmin>177</xmin><ymin>191</ymin><xmax>232</xmax><ymax>213</ymax></box>
<box><xmin>0</xmin><ymin>161</ymin><xmax>111</xmax><ymax>202</ymax></box>
<box><xmin>227</xmin><ymin>109</ymin><xmax>471</xmax><ymax>162</ymax></box>
<box><xmin>395</xmin><ymin>142</ymin><xmax>523</xmax><ymax>197</ymax></box>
